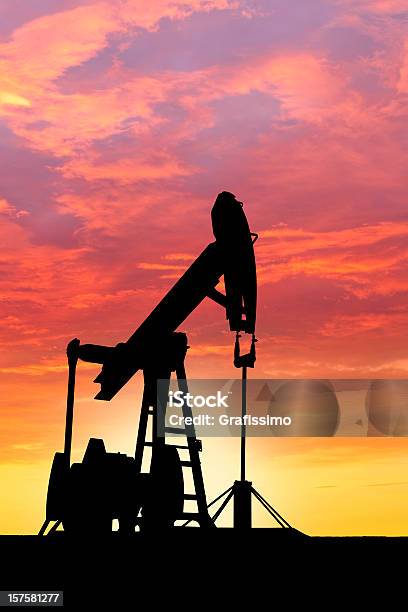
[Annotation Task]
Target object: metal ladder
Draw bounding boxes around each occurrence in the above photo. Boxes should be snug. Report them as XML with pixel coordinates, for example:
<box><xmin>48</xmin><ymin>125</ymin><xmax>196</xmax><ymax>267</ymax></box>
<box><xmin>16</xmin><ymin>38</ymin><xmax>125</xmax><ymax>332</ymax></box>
<box><xmin>134</xmin><ymin>346</ymin><xmax>213</xmax><ymax>528</ymax></box>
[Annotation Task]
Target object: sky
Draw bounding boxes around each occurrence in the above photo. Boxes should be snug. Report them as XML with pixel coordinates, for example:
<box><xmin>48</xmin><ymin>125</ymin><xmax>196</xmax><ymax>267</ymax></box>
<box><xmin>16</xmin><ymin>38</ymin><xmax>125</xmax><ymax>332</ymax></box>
<box><xmin>1</xmin><ymin>0</ymin><xmax>408</xmax><ymax>535</ymax></box>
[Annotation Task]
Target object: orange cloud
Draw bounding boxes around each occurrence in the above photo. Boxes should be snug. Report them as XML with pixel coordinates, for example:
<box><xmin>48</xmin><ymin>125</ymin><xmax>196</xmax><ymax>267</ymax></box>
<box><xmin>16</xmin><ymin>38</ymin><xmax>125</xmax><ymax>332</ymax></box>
<box><xmin>320</xmin><ymin>311</ymin><xmax>408</xmax><ymax>337</ymax></box>
<box><xmin>257</xmin><ymin>221</ymin><xmax>408</xmax><ymax>296</ymax></box>
<box><xmin>60</xmin><ymin>153</ymin><xmax>195</xmax><ymax>184</ymax></box>
<box><xmin>0</xmin><ymin>198</ymin><xmax>29</xmax><ymax>218</ymax></box>
<box><xmin>137</xmin><ymin>262</ymin><xmax>187</xmax><ymax>271</ymax></box>
<box><xmin>260</xmin><ymin>221</ymin><xmax>408</xmax><ymax>254</ymax></box>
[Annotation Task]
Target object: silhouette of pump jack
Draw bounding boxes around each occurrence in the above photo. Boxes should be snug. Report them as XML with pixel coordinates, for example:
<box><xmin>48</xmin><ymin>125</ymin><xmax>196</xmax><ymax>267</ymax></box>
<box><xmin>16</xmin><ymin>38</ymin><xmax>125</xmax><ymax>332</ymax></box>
<box><xmin>39</xmin><ymin>192</ymin><xmax>292</xmax><ymax>533</ymax></box>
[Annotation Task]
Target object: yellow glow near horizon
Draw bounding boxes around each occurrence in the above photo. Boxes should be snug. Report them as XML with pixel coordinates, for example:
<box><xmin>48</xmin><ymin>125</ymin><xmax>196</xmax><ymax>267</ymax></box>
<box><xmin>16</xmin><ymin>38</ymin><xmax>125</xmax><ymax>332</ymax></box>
<box><xmin>2</xmin><ymin>437</ymin><xmax>408</xmax><ymax>536</ymax></box>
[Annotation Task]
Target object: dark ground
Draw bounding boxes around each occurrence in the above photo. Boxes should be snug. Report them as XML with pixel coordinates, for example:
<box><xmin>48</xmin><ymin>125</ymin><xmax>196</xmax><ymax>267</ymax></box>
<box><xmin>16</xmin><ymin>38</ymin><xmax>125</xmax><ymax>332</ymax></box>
<box><xmin>1</xmin><ymin>530</ymin><xmax>406</xmax><ymax>604</ymax></box>
<box><xmin>0</xmin><ymin>530</ymin><xmax>405</xmax><ymax>607</ymax></box>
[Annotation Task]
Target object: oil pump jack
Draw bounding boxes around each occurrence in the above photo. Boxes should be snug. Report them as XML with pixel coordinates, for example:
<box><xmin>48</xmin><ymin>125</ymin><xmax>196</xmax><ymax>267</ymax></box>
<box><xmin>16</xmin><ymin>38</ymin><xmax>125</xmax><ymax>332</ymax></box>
<box><xmin>40</xmin><ymin>191</ymin><xmax>289</xmax><ymax>535</ymax></box>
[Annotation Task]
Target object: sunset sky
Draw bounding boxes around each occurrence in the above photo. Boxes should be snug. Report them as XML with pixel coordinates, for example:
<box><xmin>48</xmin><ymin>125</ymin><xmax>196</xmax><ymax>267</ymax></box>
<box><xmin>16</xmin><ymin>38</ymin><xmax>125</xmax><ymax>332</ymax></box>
<box><xmin>1</xmin><ymin>0</ymin><xmax>408</xmax><ymax>535</ymax></box>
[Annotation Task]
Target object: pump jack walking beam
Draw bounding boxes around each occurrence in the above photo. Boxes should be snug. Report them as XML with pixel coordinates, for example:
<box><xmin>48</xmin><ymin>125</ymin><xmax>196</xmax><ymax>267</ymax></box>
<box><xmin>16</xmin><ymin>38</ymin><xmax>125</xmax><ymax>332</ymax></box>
<box><xmin>79</xmin><ymin>192</ymin><xmax>257</xmax><ymax>402</ymax></box>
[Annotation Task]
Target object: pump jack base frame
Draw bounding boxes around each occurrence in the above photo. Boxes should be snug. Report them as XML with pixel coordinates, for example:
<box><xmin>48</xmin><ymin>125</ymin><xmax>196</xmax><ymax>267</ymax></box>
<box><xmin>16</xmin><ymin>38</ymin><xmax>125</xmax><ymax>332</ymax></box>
<box><xmin>200</xmin><ymin>480</ymin><xmax>293</xmax><ymax>530</ymax></box>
